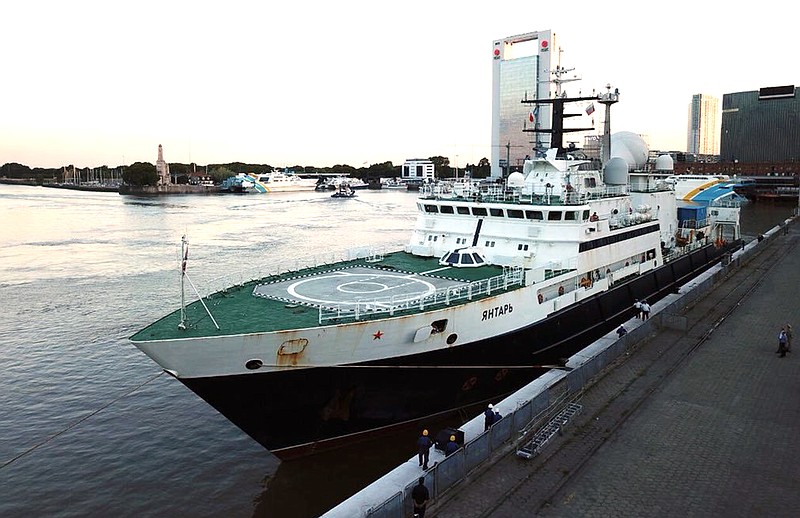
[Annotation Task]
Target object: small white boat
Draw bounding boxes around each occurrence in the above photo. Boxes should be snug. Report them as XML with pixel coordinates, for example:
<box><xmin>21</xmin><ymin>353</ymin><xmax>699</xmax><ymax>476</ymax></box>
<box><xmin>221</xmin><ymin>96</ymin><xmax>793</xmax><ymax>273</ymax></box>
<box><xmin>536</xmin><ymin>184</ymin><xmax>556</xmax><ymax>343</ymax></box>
<box><xmin>331</xmin><ymin>185</ymin><xmax>357</xmax><ymax>198</ymax></box>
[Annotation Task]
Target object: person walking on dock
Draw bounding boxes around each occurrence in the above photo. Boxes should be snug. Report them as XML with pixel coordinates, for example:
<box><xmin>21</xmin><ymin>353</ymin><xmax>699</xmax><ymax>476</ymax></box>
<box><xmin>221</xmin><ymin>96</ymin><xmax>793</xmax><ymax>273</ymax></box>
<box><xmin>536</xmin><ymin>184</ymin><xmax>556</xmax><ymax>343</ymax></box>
<box><xmin>634</xmin><ymin>299</ymin><xmax>643</xmax><ymax>319</ymax></box>
<box><xmin>777</xmin><ymin>328</ymin><xmax>788</xmax><ymax>357</ymax></box>
<box><xmin>641</xmin><ymin>300</ymin><xmax>651</xmax><ymax>321</ymax></box>
<box><xmin>786</xmin><ymin>324</ymin><xmax>793</xmax><ymax>353</ymax></box>
<box><xmin>411</xmin><ymin>477</ymin><xmax>430</xmax><ymax>517</ymax></box>
<box><xmin>616</xmin><ymin>324</ymin><xmax>627</xmax><ymax>338</ymax></box>
<box><xmin>484</xmin><ymin>404</ymin><xmax>494</xmax><ymax>431</ymax></box>
<box><xmin>417</xmin><ymin>429</ymin><xmax>433</xmax><ymax>470</ymax></box>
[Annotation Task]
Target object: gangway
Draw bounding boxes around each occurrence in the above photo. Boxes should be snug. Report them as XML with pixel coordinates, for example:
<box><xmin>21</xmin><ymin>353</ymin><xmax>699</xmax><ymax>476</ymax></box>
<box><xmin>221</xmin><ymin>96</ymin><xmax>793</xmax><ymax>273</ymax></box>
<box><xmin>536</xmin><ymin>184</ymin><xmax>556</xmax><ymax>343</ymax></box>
<box><xmin>516</xmin><ymin>402</ymin><xmax>582</xmax><ymax>459</ymax></box>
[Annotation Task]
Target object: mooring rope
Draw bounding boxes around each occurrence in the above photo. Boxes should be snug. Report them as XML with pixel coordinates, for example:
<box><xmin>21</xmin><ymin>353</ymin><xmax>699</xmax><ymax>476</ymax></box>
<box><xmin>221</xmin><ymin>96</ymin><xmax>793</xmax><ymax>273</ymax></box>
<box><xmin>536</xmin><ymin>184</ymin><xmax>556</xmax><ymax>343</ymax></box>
<box><xmin>1</xmin><ymin>371</ymin><xmax>164</xmax><ymax>470</ymax></box>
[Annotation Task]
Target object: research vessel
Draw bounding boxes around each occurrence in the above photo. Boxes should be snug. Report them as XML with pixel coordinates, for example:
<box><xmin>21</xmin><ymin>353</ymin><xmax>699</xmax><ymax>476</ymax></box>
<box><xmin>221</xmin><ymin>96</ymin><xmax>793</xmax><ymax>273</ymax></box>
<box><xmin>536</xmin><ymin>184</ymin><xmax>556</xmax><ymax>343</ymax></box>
<box><xmin>130</xmin><ymin>70</ymin><xmax>740</xmax><ymax>459</ymax></box>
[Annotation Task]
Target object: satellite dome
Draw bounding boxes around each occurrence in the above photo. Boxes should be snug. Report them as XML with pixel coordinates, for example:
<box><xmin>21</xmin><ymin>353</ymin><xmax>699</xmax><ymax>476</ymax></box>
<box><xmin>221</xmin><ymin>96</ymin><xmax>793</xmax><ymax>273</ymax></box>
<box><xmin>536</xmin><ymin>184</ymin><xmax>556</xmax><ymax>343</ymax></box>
<box><xmin>604</xmin><ymin>156</ymin><xmax>629</xmax><ymax>185</ymax></box>
<box><xmin>654</xmin><ymin>154</ymin><xmax>674</xmax><ymax>172</ymax></box>
<box><xmin>610</xmin><ymin>132</ymin><xmax>648</xmax><ymax>170</ymax></box>
<box><xmin>507</xmin><ymin>171</ymin><xmax>525</xmax><ymax>188</ymax></box>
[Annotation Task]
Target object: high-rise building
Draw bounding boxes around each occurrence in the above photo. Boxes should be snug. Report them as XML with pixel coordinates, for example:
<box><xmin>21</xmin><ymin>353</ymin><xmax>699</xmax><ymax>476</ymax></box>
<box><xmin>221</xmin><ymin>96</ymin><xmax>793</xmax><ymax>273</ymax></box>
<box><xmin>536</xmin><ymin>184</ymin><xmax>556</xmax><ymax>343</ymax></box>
<box><xmin>491</xmin><ymin>31</ymin><xmax>559</xmax><ymax>178</ymax></box>
<box><xmin>687</xmin><ymin>94</ymin><xmax>719</xmax><ymax>156</ymax></box>
<box><xmin>720</xmin><ymin>85</ymin><xmax>800</xmax><ymax>163</ymax></box>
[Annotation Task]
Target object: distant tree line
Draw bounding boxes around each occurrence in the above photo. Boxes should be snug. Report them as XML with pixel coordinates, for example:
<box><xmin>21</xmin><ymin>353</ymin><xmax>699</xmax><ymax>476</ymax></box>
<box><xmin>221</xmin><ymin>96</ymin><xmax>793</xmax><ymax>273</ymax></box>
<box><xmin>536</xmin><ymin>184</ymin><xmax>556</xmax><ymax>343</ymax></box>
<box><xmin>2</xmin><ymin>156</ymin><xmax>492</xmax><ymax>187</ymax></box>
<box><xmin>0</xmin><ymin>163</ymin><xmax>60</xmax><ymax>183</ymax></box>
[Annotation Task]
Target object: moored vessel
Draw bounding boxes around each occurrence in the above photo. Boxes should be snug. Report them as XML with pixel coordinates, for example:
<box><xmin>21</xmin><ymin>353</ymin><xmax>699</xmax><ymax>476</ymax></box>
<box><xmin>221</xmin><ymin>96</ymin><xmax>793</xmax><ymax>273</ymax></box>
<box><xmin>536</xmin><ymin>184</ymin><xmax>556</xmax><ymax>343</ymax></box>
<box><xmin>219</xmin><ymin>170</ymin><xmax>318</xmax><ymax>194</ymax></box>
<box><xmin>130</xmin><ymin>67</ymin><xmax>741</xmax><ymax>460</ymax></box>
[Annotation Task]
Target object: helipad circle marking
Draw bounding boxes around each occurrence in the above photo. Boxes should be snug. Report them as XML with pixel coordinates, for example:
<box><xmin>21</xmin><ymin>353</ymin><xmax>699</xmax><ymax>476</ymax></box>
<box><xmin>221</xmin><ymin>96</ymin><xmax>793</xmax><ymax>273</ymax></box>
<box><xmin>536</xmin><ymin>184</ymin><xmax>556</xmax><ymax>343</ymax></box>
<box><xmin>337</xmin><ymin>281</ymin><xmax>390</xmax><ymax>294</ymax></box>
<box><xmin>286</xmin><ymin>272</ymin><xmax>437</xmax><ymax>305</ymax></box>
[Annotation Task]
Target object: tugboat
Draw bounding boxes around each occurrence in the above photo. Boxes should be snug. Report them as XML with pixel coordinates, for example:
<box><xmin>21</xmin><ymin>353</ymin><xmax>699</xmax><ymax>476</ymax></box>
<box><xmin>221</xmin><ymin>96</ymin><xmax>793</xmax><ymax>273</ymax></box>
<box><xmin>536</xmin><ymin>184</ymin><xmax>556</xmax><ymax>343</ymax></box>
<box><xmin>130</xmin><ymin>65</ymin><xmax>741</xmax><ymax>460</ymax></box>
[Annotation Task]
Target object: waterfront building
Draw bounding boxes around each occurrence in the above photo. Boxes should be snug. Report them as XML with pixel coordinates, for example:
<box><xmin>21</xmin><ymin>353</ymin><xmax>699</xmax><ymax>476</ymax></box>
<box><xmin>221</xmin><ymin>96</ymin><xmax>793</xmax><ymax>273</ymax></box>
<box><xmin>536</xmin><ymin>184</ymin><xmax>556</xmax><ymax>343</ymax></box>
<box><xmin>401</xmin><ymin>158</ymin><xmax>434</xmax><ymax>181</ymax></box>
<box><xmin>490</xmin><ymin>30</ymin><xmax>559</xmax><ymax>179</ymax></box>
<box><xmin>720</xmin><ymin>85</ymin><xmax>800</xmax><ymax>163</ymax></box>
<box><xmin>687</xmin><ymin>94</ymin><xmax>719</xmax><ymax>157</ymax></box>
<box><xmin>156</xmin><ymin>144</ymin><xmax>171</xmax><ymax>186</ymax></box>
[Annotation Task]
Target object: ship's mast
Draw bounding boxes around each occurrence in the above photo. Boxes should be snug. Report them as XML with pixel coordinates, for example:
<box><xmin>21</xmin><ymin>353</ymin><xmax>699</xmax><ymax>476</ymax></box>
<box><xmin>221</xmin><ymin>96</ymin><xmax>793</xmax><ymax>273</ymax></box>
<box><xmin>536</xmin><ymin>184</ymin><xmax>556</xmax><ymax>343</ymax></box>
<box><xmin>178</xmin><ymin>235</ymin><xmax>220</xmax><ymax>332</ymax></box>
<box><xmin>179</xmin><ymin>235</ymin><xmax>187</xmax><ymax>330</ymax></box>
<box><xmin>598</xmin><ymin>83</ymin><xmax>620</xmax><ymax>165</ymax></box>
<box><xmin>522</xmin><ymin>65</ymin><xmax>618</xmax><ymax>160</ymax></box>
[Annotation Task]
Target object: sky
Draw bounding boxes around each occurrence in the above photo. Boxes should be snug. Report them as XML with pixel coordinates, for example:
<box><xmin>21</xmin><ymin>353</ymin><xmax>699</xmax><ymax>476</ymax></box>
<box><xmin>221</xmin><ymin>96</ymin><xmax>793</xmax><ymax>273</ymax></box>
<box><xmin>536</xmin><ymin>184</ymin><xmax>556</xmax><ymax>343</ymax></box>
<box><xmin>1</xmin><ymin>1</ymin><xmax>796</xmax><ymax>170</ymax></box>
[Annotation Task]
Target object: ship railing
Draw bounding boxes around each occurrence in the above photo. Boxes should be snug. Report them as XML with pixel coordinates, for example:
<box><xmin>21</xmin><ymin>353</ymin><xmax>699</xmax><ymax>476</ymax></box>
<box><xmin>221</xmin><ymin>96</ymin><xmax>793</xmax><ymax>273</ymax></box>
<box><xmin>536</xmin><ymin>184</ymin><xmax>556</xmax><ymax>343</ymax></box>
<box><xmin>663</xmin><ymin>236</ymin><xmax>709</xmax><ymax>262</ymax></box>
<box><xmin>192</xmin><ymin>244</ymin><xmax>399</xmax><ymax>299</ymax></box>
<box><xmin>677</xmin><ymin>217</ymin><xmax>711</xmax><ymax>230</ymax></box>
<box><xmin>524</xmin><ymin>257</ymin><xmax>579</xmax><ymax>283</ymax></box>
<box><xmin>421</xmin><ymin>183</ymin><xmax>627</xmax><ymax>206</ymax></box>
<box><xmin>710</xmin><ymin>197</ymin><xmax>746</xmax><ymax>208</ymax></box>
<box><xmin>318</xmin><ymin>265</ymin><xmax>525</xmax><ymax>323</ymax></box>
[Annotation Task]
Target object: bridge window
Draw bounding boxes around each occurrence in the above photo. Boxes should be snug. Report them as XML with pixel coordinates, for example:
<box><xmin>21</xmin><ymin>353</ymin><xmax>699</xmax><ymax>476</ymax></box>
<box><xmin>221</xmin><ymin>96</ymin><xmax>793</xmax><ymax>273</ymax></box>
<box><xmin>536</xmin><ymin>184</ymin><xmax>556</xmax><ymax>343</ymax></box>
<box><xmin>472</xmin><ymin>207</ymin><xmax>488</xmax><ymax>216</ymax></box>
<box><xmin>548</xmin><ymin>211</ymin><xmax>562</xmax><ymax>221</ymax></box>
<box><xmin>440</xmin><ymin>205</ymin><xmax>454</xmax><ymax>214</ymax></box>
<box><xmin>525</xmin><ymin>210</ymin><xmax>544</xmax><ymax>220</ymax></box>
<box><xmin>565</xmin><ymin>211</ymin><xmax>577</xmax><ymax>221</ymax></box>
<box><xmin>424</xmin><ymin>204</ymin><xmax>438</xmax><ymax>213</ymax></box>
<box><xmin>457</xmin><ymin>207</ymin><xmax>470</xmax><ymax>215</ymax></box>
<box><xmin>507</xmin><ymin>209</ymin><xmax>524</xmax><ymax>219</ymax></box>
<box><xmin>489</xmin><ymin>208</ymin><xmax>504</xmax><ymax>217</ymax></box>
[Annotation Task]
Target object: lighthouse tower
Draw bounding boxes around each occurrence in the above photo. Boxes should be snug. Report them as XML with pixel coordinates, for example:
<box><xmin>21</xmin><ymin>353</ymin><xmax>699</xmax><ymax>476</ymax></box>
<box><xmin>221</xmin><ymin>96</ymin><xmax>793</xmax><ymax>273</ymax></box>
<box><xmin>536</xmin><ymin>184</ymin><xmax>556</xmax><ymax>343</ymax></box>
<box><xmin>156</xmin><ymin>144</ymin><xmax>170</xmax><ymax>186</ymax></box>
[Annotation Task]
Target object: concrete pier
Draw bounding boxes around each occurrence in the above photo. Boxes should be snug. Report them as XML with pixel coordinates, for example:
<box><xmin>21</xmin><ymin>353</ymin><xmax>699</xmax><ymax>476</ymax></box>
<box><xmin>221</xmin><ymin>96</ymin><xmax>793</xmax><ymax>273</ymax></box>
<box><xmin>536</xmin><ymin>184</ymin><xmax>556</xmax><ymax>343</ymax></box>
<box><xmin>432</xmin><ymin>220</ymin><xmax>800</xmax><ymax>516</ymax></box>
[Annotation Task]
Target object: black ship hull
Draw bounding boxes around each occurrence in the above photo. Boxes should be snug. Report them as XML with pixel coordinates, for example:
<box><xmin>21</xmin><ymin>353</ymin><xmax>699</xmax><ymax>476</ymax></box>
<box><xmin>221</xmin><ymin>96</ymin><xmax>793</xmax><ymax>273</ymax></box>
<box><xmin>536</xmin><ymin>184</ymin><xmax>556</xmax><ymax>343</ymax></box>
<box><xmin>181</xmin><ymin>242</ymin><xmax>735</xmax><ymax>460</ymax></box>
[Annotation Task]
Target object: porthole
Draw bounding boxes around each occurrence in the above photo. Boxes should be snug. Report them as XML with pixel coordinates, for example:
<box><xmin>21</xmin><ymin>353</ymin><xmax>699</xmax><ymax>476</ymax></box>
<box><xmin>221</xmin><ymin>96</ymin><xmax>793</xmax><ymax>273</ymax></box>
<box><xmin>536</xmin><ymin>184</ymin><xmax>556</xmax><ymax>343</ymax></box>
<box><xmin>245</xmin><ymin>359</ymin><xmax>263</xmax><ymax>370</ymax></box>
<box><xmin>446</xmin><ymin>333</ymin><xmax>458</xmax><ymax>345</ymax></box>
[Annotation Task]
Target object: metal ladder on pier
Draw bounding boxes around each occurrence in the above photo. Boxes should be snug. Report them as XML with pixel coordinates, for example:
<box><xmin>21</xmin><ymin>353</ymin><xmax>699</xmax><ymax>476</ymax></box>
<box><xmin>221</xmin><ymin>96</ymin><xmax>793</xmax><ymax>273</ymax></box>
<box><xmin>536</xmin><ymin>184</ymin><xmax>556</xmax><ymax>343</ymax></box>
<box><xmin>516</xmin><ymin>402</ymin><xmax>583</xmax><ymax>459</ymax></box>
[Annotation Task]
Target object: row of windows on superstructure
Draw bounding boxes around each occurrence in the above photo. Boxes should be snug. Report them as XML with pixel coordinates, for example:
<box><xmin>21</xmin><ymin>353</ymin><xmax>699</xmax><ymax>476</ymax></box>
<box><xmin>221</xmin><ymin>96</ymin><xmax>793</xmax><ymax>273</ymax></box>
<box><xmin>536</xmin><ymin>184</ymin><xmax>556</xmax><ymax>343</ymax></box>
<box><xmin>428</xmin><ymin>235</ymin><xmax>528</xmax><ymax>250</ymax></box>
<box><xmin>578</xmin><ymin>224</ymin><xmax>660</xmax><ymax>252</ymax></box>
<box><xmin>421</xmin><ymin>203</ymin><xmax>591</xmax><ymax>222</ymax></box>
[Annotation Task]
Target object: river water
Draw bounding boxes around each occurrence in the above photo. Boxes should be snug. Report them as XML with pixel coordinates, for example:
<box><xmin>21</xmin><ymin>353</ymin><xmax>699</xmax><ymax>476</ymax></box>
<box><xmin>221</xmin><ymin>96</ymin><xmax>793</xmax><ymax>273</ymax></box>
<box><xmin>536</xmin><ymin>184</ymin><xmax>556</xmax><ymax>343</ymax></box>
<box><xmin>0</xmin><ymin>184</ymin><xmax>793</xmax><ymax>518</ymax></box>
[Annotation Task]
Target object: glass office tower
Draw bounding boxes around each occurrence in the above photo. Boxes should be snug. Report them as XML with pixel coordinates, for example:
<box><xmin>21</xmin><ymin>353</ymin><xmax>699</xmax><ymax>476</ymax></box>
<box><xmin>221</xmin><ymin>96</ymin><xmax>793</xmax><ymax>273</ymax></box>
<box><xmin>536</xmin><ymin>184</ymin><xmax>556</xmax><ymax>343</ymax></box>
<box><xmin>720</xmin><ymin>86</ymin><xmax>800</xmax><ymax>163</ymax></box>
<box><xmin>491</xmin><ymin>31</ymin><xmax>557</xmax><ymax>179</ymax></box>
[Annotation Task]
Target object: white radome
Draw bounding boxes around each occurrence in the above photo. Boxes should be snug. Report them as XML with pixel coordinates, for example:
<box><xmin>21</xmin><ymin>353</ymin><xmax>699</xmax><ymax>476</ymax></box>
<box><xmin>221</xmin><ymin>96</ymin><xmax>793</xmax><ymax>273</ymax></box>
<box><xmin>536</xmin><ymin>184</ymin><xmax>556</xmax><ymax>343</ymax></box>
<box><xmin>610</xmin><ymin>131</ymin><xmax>649</xmax><ymax>170</ymax></box>
<box><xmin>604</xmin><ymin>157</ymin><xmax>629</xmax><ymax>185</ymax></box>
<box><xmin>507</xmin><ymin>171</ymin><xmax>525</xmax><ymax>188</ymax></box>
<box><xmin>654</xmin><ymin>154</ymin><xmax>674</xmax><ymax>172</ymax></box>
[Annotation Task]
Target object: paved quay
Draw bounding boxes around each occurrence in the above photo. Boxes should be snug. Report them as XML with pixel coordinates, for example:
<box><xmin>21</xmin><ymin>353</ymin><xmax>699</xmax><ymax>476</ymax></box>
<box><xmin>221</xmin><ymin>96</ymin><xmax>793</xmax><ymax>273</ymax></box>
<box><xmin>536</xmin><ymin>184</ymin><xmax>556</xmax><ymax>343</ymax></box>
<box><xmin>432</xmin><ymin>221</ymin><xmax>800</xmax><ymax>518</ymax></box>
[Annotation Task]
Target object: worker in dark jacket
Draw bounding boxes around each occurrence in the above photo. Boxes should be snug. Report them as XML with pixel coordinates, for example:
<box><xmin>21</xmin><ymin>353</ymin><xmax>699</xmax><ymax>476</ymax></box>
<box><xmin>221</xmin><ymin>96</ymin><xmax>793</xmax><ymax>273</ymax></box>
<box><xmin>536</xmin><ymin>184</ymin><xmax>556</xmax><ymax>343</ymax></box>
<box><xmin>444</xmin><ymin>435</ymin><xmax>460</xmax><ymax>456</ymax></box>
<box><xmin>417</xmin><ymin>429</ymin><xmax>433</xmax><ymax>470</ymax></box>
<box><xmin>411</xmin><ymin>476</ymin><xmax>430</xmax><ymax>517</ymax></box>
<box><xmin>492</xmin><ymin>408</ymin><xmax>502</xmax><ymax>425</ymax></box>
<box><xmin>483</xmin><ymin>403</ymin><xmax>494</xmax><ymax>431</ymax></box>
